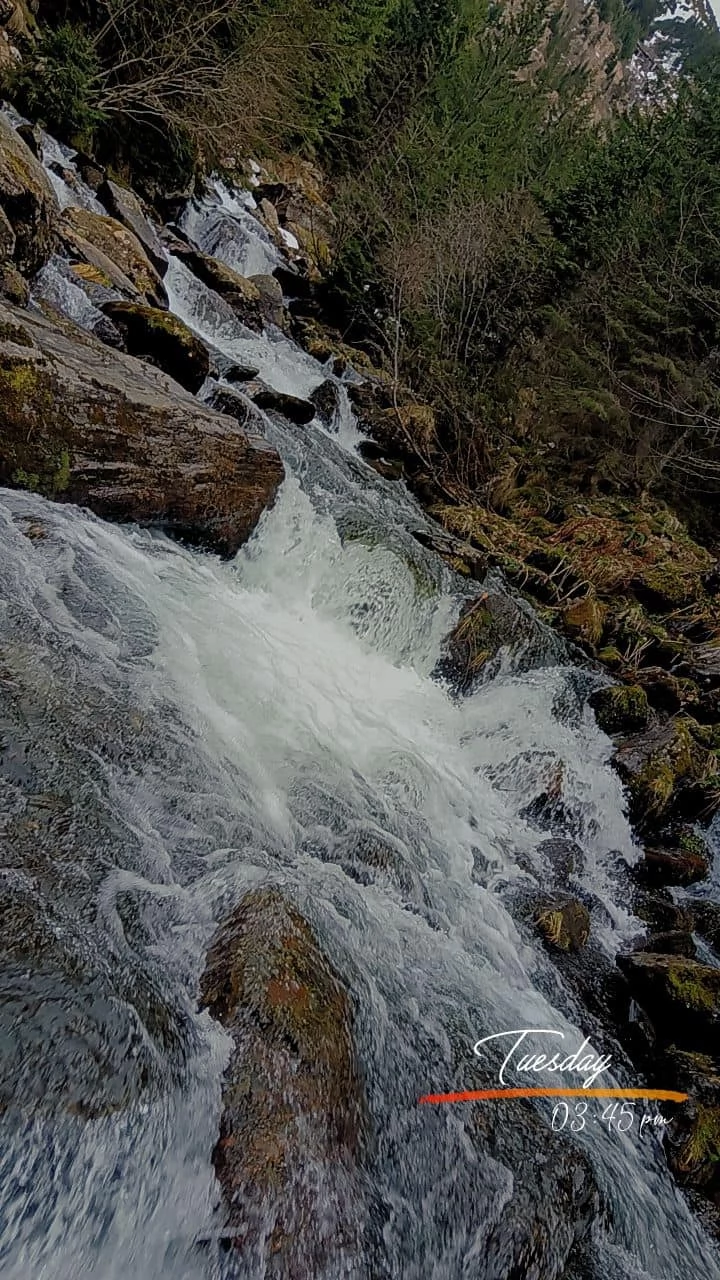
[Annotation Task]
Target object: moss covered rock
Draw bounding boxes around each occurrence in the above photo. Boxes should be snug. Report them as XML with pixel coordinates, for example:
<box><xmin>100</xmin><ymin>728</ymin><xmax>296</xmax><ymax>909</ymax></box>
<box><xmin>59</xmin><ymin>207</ymin><xmax>166</xmax><ymax>307</ymax></box>
<box><xmin>638</xmin><ymin>830</ymin><xmax>711</xmax><ymax>887</ymax></box>
<box><xmin>0</xmin><ymin>112</ymin><xmax>58</xmax><ymax>275</ymax></box>
<box><xmin>617</xmin><ymin>952</ymin><xmax>720</xmax><ymax>1047</ymax></box>
<box><xmin>662</xmin><ymin>1049</ymin><xmax>720</xmax><ymax>1197</ymax></box>
<box><xmin>0</xmin><ymin>295</ymin><xmax>284</xmax><ymax>556</ymax></box>
<box><xmin>200</xmin><ymin>889</ymin><xmax>366</xmax><ymax>1271</ymax></box>
<box><xmin>534</xmin><ymin>896</ymin><xmax>591</xmax><ymax>952</ymax></box>
<box><xmin>613</xmin><ymin>718</ymin><xmax>720</xmax><ymax>829</ymax></box>
<box><xmin>101</xmin><ymin>301</ymin><xmax>210</xmax><ymax>393</ymax></box>
<box><xmin>435</xmin><ymin>589</ymin><xmax>539</xmax><ymax>693</ymax></box>
<box><xmin>589</xmin><ymin>683</ymin><xmax>649</xmax><ymax>735</ymax></box>
<box><xmin>562</xmin><ymin>595</ymin><xmax>607</xmax><ymax>649</ymax></box>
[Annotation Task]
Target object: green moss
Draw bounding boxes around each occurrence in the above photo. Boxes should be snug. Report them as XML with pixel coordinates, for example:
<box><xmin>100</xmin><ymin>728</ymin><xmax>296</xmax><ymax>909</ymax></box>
<box><xmin>591</xmin><ymin>684</ymin><xmax>649</xmax><ymax>734</ymax></box>
<box><xmin>52</xmin><ymin>448</ymin><xmax>71</xmax><ymax>494</ymax></box>
<box><xmin>597</xmin><ymin>645</ymin><xmax>623</xmax><ymax>669</ymax></box>
<box><xmin>678</xmin><ymin>828</ymin><xmax>709</xmax><ymax>860</ymax></box>
<box><xmin>0</xmin><ymin>362</ymin><xmax>39</xmax><ymax>398</ymax></box>
<box><xmin>563</xmin><ymin>595</ymin><xmax>607</xmax><ymax>647</ymax></box>
<box><xmin>11</xmin><ymin>468</ymin><xmax>40</xmax><ymax>492</ymax></box>
<box><xmin>681</xmin><ymin>1106</ymin><xmax>720</xmax><ymax>1176</ymax></box>
<box><xmin>667</xmin><ymin>964</ymin><xmax>719</xmax><ymax>1014</ymax></box>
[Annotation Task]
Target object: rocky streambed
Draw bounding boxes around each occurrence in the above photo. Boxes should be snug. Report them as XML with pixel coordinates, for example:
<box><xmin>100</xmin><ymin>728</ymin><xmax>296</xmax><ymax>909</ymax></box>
<box><xmin>0</xmin><ymin>104</ymin><xmax>719</xmax><ymax>1278</ymax></box>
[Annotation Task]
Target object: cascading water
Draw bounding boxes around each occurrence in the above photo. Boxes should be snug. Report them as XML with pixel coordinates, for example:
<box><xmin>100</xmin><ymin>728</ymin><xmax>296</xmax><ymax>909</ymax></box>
<box><xmin>1</xmin><ymin>125</ymin><xmax>719</xmax><ymax>1279</ymax></box>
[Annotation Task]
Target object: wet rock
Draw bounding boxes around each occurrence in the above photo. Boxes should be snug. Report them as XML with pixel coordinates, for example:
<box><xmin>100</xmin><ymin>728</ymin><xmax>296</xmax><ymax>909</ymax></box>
<box><xmin>632</xmin><ymin>886</ymin><xmax>692</xmax><ymax>935</ymax></box>
<box><xmin>633</xmin><ymin>929</ymin><xmax>697</xmax><ymax>958</ymax></box>
<box><xmin>210</xmin><ymin>350</ymin><xmax>260</xmax><ymax>383</ymax></box>
<box><xmin>435</xmin><ymin>590</ymin><xmax>539</xmax><ymax>693</ymax></box>
<box><xmin>0</xmin><ymin>869</ymin><xmax>187</xmax><ymax>1118</ymax></box>
<box><xmin>101</xmin><ymin>301</ymin><xmax>210</xmax><ymax>393</ymax></box>
<box><xmin>203</xmin><ymin>382</ymin><xmax>267</xmax><ymax>433</ymax></box>
<box><xmin>59</xmin><ymin>207</ymin><xmax>166</xmax><ymax>307</ymax></box>
<box><xmin>248</xmin><ymin>380</ymin><xmax>316</xmax><ymax>425</ymax></box>
<box><xmin>617</xmin><ymin>952</ymin><xmax>720</xmax><ymax>1048</ymax></box>
<box><xmin>588</xmin><ymin>684</ymin><xmax>649</xmax><ymax>735</ymax></box>
<box><xmin>161</xmin><ymin>233</ymin><xmax>264</xmax><ymax>330</ymax></box>
<box><xmin>0</xmin><ymin>112</ymin><xmax>58</xmax><ymax>274</ymax></box>
<box><xmin>518</xmin><ymin>757</ymin><xmax>574</xmax><ymax>836</ymax></box>
<box><xmin>98</xmin><ymin>178</ymin><xmax>166</xmax><ymax>272</ymax></box>
<box><xmin>688</xmin><ymin>900</ymin><xmax>720</xmax><ymax>953</ymax></box>
<box><xmin>538</xmin><ymin>837</ymin><xmax>584</xmax><ymax>883</ymax></box>
<box><xmin>613</xmin><ymin>718</ymin><xmax>720</xmax><ymax>830</ymax></box>
<box><xmin>410</xmin><ymin>525</ymin><xmax>489</xmax><ymax>580</ymax></box>
<box><xmin>469</xmin><ymin>1094</ymin><xmax>600</xmax><ymax>1280</ymax></box>
<box><xmin>0</xmin><ymin>295</ymin><xmax>284</xmax><ymax>557</ymax></box>
<box><xmin>310</xmin><ymin>378</ymin><xmax>339</xmax><ymax>426</ymax></box>
<box><xmin>248</xmin><ymin>271</ymin><xmax>285</xmax><ymax>326</ymax></box>
<box><xmin>534</xmin><ymin>896</ymin><xmax>591</xmax><ymax>952</ymax></box>
<box><xmin>635</xmin><ymin>833</ymin><xmax>711</xmax><ymax>888</ymax></box>
<box><xmin>199</xmin><ymin>889</ymin><xmax>367</xmax><ymax>1275</ymax></box>
<box><xmin>661</xmin><ymin>1048</ymin><xmax>720</xmax><ymax>1200</ymax></box>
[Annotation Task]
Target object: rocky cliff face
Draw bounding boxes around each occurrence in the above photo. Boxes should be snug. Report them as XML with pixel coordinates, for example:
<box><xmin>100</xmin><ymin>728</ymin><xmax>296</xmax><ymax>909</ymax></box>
<box><xmin>506</xmin><ymin>0</ymin><xmax>628</xmax><ymax>121</ymax></box>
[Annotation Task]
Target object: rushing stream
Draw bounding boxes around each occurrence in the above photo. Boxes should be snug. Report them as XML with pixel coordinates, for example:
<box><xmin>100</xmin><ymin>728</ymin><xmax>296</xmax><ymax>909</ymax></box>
<box><xmin>1</xmin><ymin>122</ymin><xmax>719</xmax><ymax>1279</ymax></box>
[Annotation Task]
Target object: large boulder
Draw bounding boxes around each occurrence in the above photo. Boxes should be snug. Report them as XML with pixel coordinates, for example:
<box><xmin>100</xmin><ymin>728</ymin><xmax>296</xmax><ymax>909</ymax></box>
<box><xmin>59</xmin><ymin>207</ymin><xmax>167</xmax><ymax>307</ymax></box>
<box><xmin>199</xmin><ymin>889</ymin><xmax>367</xmax><ymax>1276</ymax></box>
<box><xmin>100</xmin><ymin>300</ymin><xmax>210</xmax><ymax>393</ymax></box>
<box><xmin>0</xmin><ymin>297</ymin><xmax>284</xmax><ymax>557</ymax></box>
<box><xmin>98</xmin><ymin>177</ymin><xmax>166</xmax><ymax>272</ymax></box>
<box><xmin>0</xmin><ymin>112</ymin><xmax>58</xmax><ymax>275</ymax></box>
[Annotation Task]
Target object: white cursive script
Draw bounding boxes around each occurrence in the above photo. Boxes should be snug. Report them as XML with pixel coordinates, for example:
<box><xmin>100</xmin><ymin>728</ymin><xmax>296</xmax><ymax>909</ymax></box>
<box><xmin>473</xmin><ymin>1028</ymin><xmax>613</xmax><ymax>1089</ymax></box>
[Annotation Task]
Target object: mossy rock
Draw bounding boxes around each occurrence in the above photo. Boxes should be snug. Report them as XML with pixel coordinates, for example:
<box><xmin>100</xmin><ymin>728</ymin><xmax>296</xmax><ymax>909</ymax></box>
<box><xmin>0</xmin><ymin>113</ymin><xmax>58</xmax><ymax>275</ymax></box>
<box><xmin>613</xmin><ymin>717</ymin><xmax>720</xmax><ymax>829</ymax></box>
<box><xmin>435</xmin><ymin>590</ymin><xmax>538</xmax><ymax>693</ymax></box>
<box><xmin>617</xmin><ymin>953</ymin><xmax>720</xmax><ymax>1048</ymax></box>
<box><xmin>101</xmin><ymin>301</ymin><xmax>210</xmax><ymax>393</ymax></box>
<box><xmin>662</xmin><ymin>1049</ymin><xmax>720</xmax><ymax>1195</ymax></box>
<box><xmin>631</xmin><ymin>564</ymin><xmax>697</xmax><ymax>612</ymax></box>
<box><xmin>199</xmin><ymin>889</ymin><xmax>366</xmax><ymax>1269</ymax></box>
<box><xmin>534</xmin><ymin>897</ymin><xmax>590</xmax><ymax>952</ymax></box>
<box><xmin>589</xmin><ymin>684</ymin><xmax>649</xmax><ymax>735</ymax></box>
<box><xmin>60</xmin><ymin>206</ymin><xmax>166</xmax><ymax>307</ymax></box>
<box><xmin>562</xmin><ymin>595</ymin><xmax>607</xmax><ymax>649</ymax></box>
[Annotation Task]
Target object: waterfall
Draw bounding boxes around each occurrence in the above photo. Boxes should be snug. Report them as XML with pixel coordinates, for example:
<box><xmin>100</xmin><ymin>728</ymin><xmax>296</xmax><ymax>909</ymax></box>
<box><xmin>1</xmin><ymin>122</ymin><xmax>719</xmax><ymax>1280</ymax></box>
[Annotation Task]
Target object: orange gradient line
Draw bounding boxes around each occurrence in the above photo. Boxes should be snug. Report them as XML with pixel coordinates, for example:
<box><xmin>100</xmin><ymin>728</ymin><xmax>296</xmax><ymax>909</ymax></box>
<box><xmin>419</xmin><ymin>1087</ymin><xmax>688</xmax><ymax>1104</ymax></box>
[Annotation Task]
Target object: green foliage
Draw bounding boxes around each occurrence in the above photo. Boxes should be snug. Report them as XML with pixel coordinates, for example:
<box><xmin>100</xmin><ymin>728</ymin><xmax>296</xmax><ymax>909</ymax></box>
<box><xmin>12</xmin><ymin>22</ymin><xmax>105</xmax><ymax>145</ymax></box>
